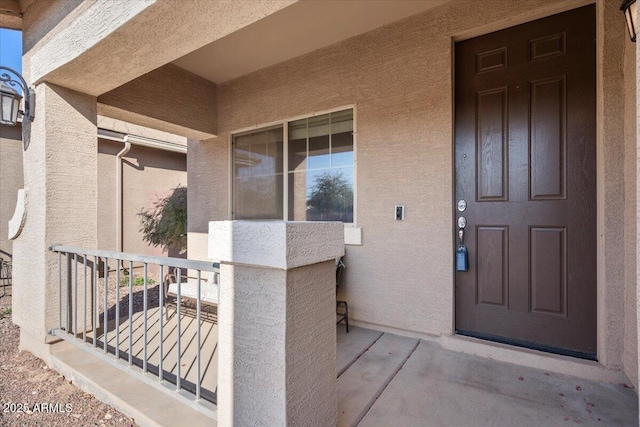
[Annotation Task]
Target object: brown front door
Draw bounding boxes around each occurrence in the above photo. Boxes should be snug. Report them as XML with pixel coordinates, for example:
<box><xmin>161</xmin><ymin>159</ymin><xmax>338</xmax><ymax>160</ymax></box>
<box><xmin>454</xmin><ymin>5</ymin><xmax>597</xmax><ymax>358</ymax></box>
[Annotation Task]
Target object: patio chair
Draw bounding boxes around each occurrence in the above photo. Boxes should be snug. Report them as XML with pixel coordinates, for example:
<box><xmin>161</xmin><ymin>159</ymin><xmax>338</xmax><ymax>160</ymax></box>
<box><xmin>0</xmin><ymin>257</ymin><xmax>11</xmax><ymax>298</ymax></box>
<box><xmin>164</xmin><ymin>267</ymin><xmax>218</xmax><ymax>323</ymax></box>
<box><xmin>336</xmin><ymin>257</ymin><xmax>349</xmax><ymax>332</ymax></box>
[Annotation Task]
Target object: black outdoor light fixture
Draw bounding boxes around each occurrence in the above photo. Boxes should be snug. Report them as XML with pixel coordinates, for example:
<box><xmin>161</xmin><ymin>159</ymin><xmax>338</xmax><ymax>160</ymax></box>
<box><xmin>0</xmin><ymin>66</ymin><xmax>35</xmax><ymax>126</ymax></box>
<box><xmin>622</xmin><ymin>0</ymin><xmax>638</xmax><ymax>42</ymax></box>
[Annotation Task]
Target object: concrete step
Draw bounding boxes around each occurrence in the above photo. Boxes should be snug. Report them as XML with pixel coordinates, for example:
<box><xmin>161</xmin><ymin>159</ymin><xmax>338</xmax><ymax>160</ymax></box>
<box><xmin>337</xmin><ymin>332</ymin><xmax>419</xmax><ymax>427</ymax></box>
<box><xmin>337</xmin><ymin>326</ymin><xmax>383</xmax><ymax>377</ymax></box>
<box><xmin>50</xmin><ymin>341</ymin><xmax>216</xmax><ymax>427</ymax></box>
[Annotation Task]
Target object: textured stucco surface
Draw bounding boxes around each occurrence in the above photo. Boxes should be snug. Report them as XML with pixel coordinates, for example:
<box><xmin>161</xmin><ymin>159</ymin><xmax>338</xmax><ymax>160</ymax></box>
<box><xmin>214</xmin><ymin>222</ymin><xmax>338</xmax><ymax>426</ymax></box>
<box><xmin>97</xmin><ymin>116</ymin><xmax>187</xmax><ymax>147</ymax></box>
<box><xmin>11</xmin><ymin>83</ymin><xmax>97</xmax><ymax>353</ymax></box>
<box><xmin>209</xmin><ymin>221</ymin><xmax>344</xmax><ymax>269</ymax></box>
<box><xmin>96</xmin><ymin>139</ymin><xmax>186</xmax><ymax>257</ymax></box>
<box><xmin>21</xmin><ymin>0</ymin><xmax>96</xmax><ymax>84</ymax></box>
<box><xmin>97</xmin><ymin>64</ymin><xmax>218</xmax><ymax>140</ymax></box>
<box><xmin>191</xmin><ymin>0</ymin><xmax>610</xmax><ymax>344</ymax></box>
<box><xmin>597</xmin><ymin>0</ymin><xmax>627</xmax><ymax>372</ymax></box>
<box><xmin>0</xmin><ymin>124</ymin><xmax>23</xmax><ymax>257</ymax></box>
<box><xmin>622</xmin><ymin>19</ymin><xmax>638</xmax><ymax>388</ymax></box>
<box><xmin>27</xmin><ymin>0</ymin><xmax>297</xmax><ymax>96</ymax></box>
<box><xmin>637</xmin><ymin>5</ymin><xmax>640</xmax><ymax>397</ymax></box>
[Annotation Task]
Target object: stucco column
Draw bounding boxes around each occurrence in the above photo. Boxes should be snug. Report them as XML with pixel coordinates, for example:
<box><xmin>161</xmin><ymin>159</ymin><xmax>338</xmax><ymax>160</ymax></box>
<box><xmin>636</xmin><ymin>5</ymin><xmax>640</xmax><ymax>420</ymax></box>
<box><xmin>209</xmin><ymin>221</ymin><xmax>343</xmax><ymax>427</ymax></box>
<box><xmin>11</xmin><ymin>83</ymin><xmax>97</xmax><ymax>362</ymax></box>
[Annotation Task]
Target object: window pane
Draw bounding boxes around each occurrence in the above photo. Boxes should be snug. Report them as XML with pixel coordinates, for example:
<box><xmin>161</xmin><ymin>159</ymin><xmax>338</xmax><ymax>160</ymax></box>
<box><xmin>331</xmin><ymin>131</ymin><xmax>353</xmax><ymax>168</ymax></box>
<box><xmin>234</xmin><ymin>175</ymin><xmax>283</xmax><ymax>219</ymax></box>
<box><xmin>331</xmin><ymin>109</ymin><xmax>353</xmax><ymax>167</ymax></box>
<box><xmin>288</xmin><ymin>118</ymin><xmax>307</xmax><ymax>172</ymax></box>
<box><xmin>308</xmin><ymin>113</ymin><xmax>330</xmax><ymax>170</ymax></box>
<box><xmin>306</xmin><ymin>167</ymin><xmax>354</xmax><ymax>222</ymax></box>
<box><xmin>233</xmin><ymin>126</ymin><xmax>283</xmax><ymax>219</ymax></box>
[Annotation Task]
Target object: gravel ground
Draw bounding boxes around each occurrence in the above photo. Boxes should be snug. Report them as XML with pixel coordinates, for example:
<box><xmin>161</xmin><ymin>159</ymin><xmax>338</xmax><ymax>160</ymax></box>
<box><xmin>0</xmin><ymin>290</ymin><xmax>139</xmax><ymax>427</ymax></box>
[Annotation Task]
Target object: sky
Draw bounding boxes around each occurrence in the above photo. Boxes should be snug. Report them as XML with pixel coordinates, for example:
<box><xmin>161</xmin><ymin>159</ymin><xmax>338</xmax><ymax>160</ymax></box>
<box><xmin>0</xmin><ymin>28</ymin><xmax>23</xmax><ymax>93</ymax></box>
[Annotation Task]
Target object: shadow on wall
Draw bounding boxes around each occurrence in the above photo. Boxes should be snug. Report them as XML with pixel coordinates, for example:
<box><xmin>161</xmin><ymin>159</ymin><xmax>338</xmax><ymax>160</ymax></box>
<box><xmin>138</xmin><ymin>186</ymin><xmax>187</xmax><ymax>257</ymax></box>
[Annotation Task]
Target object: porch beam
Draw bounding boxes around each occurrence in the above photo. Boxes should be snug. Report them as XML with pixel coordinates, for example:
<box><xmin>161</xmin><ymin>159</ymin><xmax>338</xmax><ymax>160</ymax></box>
<box><xmin>27</xmin><ymin>0</ymin><xmax>297</xmax><ymax>96</ymax></box>
<box><xmin>97</xmin><ymin>64</ymin><xmax>217</xmax><ymax>140</ymax></box>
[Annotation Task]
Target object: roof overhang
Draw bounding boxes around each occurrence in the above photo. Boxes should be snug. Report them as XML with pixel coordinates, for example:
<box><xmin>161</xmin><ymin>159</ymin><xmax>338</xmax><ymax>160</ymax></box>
<box><xmin>172</xmin><ymin>0</ymin><xmax>450</xmax><ymax>84</ymax></box>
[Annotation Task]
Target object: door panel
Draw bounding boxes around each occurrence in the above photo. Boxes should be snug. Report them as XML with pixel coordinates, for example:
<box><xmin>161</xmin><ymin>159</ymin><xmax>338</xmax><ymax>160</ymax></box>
<box><xmin>454</xmin><ymin>5</ymin><xmax>596</xmax><ymax>357</ymax></box>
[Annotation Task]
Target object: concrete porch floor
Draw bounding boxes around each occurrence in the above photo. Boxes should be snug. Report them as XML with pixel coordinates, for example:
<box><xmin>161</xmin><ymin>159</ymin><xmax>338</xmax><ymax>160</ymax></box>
<box><xmin>49</xmin><ymin>320</ymin><xmax>637</xmax><ymax>426</ymax></box>
<box><xmin>337</xmin><ymin>326</ymin><xmax>638</xmax><ymax>427</ymax></box>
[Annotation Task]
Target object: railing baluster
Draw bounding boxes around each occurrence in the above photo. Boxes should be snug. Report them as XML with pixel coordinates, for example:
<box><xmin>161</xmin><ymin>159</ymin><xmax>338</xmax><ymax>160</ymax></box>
<box><xmin>93</xmin><ymin>256</ymin><xmax>98</xmax><ymax>348</ymax></box>
<box><xmin>176</xmin><ymin>268</ymin><xmax>181</xmax><ymax>391</ymax></box>
<box><xmin>115</xmin><ymin>261</ymin><xmax>120</xmax><ymax>361</ymax></box>
<box><xmin>196</xmin><ymin>269</ymin><xmax>201</xmax><ymax>401</ymax></box>
<box><xmin>83</xmin><ymin>256</ymin><xmax>87</xmax><ymax>343</ymax></box>
<box><xmin>128</xmin><ymin>260</ymin><xmax>133</xmax><ymax>366</ymax></box>
<box><xmin>104</xmin><ymin>258</ymin><xmax>109</xmax><ymax>354</ymax></box>
<box><xmin>66</xmin><ymin>253</ymin><xmax>72</xmax><ymax>333</ymax></box>
<box><xmin>143</xmin><ymin>263</ymin><xmax>148</xmax><ymax>373</ymax></box>
<box><xmin>159</xmin><ymin>264</ymin><xmax>164</xmax><ymax>382</ymax></box>
<box><xmin>74</xmin><ymin>253</ymin><xmax>78</xmax><ymax>338</ymax></box>
<box><xmin>58</xmin><ymin>252</ymin><xmax>62</xmax><ymax>330</ymax></box>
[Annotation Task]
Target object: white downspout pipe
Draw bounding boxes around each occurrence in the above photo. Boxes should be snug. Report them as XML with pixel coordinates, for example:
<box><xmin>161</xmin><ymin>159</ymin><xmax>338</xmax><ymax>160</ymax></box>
<box><xmin>116</xmin><ymin>136</ymin><xmax>132</xmax><ymax>256</ymax></box>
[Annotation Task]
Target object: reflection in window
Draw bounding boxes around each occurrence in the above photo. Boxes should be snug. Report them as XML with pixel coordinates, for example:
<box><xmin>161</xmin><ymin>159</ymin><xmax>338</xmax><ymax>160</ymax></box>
<box><xmin>288</xmin><ymin>109</ymin><xmax>354</xmax><ymax>222</ymax></box>
<box><xmin>233</xmin><ymin>127</ymin><xmax>283</xmax><ymax>219</ymax></box>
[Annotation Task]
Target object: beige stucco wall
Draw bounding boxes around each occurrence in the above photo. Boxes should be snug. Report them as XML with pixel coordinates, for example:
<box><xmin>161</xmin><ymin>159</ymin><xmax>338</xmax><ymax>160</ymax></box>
<box><xmin>97</xmin><ymin>139</ymin><xmax>186</xmax><ymax>258</ymax></box>
<box><xmin>0</xmin><ymin>124</ymin><xmax>24</xmax><ymax>259</ymax></box>
<box><xmin>97</xmin><ymin>64</ymin><xmax>218</xmax><ymax>140</ymax></box>
<box><xmin>188</xmin><ymin>0</ymin><xmax>636</xmax><ymax>375</ymax></box>
<box><xmin>623</xmin><ymin>25</ymin><xmax>638</xmax><ymax>387</ymax></box>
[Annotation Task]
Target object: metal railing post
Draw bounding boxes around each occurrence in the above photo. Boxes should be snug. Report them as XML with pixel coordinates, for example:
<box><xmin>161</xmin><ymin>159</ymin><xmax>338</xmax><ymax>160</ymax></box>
<box><xmin>115</xmin><ymin>261</ymin><xmax>120</xmax><ymax>361</ymax></box>
<box><xmin>128</xmin><ymin>260</ymin><xmax>133</xmax><ymax>366</ymax></box>
<box><xmin>176</xmin><ymin>268</ymin><xmax>181</xmax><ymax>391</ymax></box>
<box><xmin>143</xmin><ymin>262</ymin><xmax>148</xmax><ymax>373</ymax></box>
<box><xmin>83</xmin><ymin>256</ymin><xmax>87</xmax><ymax>343</ymax></box>
<box><xmin>58</xmin><ymin>252</ymin><xmax>62</xmax><ymax>329</ymax></box>
<box><xmin>73</xmin><ymin>253</ymin><xmax>78</xmax><ymax>338</ymax></box>
<box><xmin>196</xmin><ymin>269</ymin><xmax>202</xmax><ymax>400</ymax></box>
<box><xmin>103</xmin><ymin>258</ymin><xmax>109</xmax><ymax>354</ymax></box>
<box><xmin>159</xmin><ymin>264</ymin><xmax>164</xmax><ymax>382</ymax></box>
<box><xmin>93</xmin><ymin>256</ymin><xmax>98</xmax><ymax>348</ymax></box>
<box><xmin>66</xmin><ymin>253</ymin><xmax>72</xmax><ymax>332</ymax></box>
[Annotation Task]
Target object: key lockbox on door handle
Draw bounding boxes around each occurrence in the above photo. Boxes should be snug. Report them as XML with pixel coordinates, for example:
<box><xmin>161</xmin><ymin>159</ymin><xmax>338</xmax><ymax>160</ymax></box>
<box><xmin>456</xmin><ymin>211</ymin><xmax>469</xmax><ymax>272</ymax></box>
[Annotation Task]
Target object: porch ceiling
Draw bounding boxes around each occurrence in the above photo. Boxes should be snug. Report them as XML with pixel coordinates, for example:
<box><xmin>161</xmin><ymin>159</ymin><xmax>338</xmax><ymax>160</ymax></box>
<box><xmin>172</xmin><ymin>0</ymin><xmax>450</xmax><ymax>84</ymax></box>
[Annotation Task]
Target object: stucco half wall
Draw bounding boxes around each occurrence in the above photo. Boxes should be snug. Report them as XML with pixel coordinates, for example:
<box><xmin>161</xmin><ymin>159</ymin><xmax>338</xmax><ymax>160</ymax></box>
<box><xmin>188</xmin><ymin>0</ymin><xmax>636</xmax><ymax>379</ymax></box>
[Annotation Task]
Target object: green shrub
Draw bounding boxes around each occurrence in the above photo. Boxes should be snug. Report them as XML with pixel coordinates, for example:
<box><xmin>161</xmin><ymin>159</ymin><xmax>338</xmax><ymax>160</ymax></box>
<box><xmin>119</xmin><ymin>274</ymin><xmax>155</xmax><ymax>287</ymax></box>
<box><xmin>138</xmin><ymin>186</ymin><xmax>187</xmax><ymax>254</ymax></box>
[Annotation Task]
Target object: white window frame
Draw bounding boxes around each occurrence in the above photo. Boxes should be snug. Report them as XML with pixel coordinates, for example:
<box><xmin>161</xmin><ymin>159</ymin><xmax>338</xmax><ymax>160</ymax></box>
<box><xmin>229</xmin><ymin>104</ymin><xmax>358</xmax><ymax>227</ymax></box>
